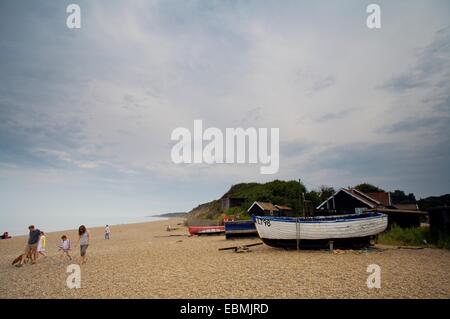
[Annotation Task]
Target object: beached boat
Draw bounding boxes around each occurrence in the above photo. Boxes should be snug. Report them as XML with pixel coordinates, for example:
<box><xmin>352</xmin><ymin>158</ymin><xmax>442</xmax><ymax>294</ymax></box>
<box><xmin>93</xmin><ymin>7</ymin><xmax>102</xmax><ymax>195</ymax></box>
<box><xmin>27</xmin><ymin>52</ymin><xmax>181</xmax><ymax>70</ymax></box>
<box><xmin>252</xmin><ymin>212</ymin><xmax>388</xmax><ymax>248</ymax></box>
<box><xmin>188</xmin><ymin>225</ymin><xmax>225</xmax><ymax>236</ymax></box>
<box><xmin>224</xmin><ymin>220</ymin><xmax>258</xmax><ymax>239</ymax></box>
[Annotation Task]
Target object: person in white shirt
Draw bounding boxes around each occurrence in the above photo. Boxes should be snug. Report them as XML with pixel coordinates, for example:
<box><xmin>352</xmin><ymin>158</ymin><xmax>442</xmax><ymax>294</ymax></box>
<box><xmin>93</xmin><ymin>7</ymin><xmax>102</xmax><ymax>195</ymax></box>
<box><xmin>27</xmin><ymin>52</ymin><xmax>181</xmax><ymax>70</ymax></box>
<box><xmin>58</xmin><ymin>235</ymin><xmax>72</xmax><ymax>260</ymax></box>
<box><xmin>104</xmin><ymin>225</ymin><xmax>110</xmax><ymax>240</ymax></box>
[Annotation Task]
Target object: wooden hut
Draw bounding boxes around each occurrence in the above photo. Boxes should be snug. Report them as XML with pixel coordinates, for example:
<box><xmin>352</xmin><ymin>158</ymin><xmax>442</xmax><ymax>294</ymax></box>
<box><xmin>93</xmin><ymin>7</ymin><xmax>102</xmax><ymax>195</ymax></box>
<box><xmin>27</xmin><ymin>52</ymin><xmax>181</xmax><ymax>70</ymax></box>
<box><xmin>247</xmin><ymin>201</ymin><xmax>293</xmax><ymax>217</ymax></box>
<box><xmin>316</xmin><ymin>188</ymin><xmax>425</xmax><ymax>228</ymax></box>
<box><xmin>427</xmin><ymin>206</ymin><xmax>450</xmax><ymax>238</ymax></box>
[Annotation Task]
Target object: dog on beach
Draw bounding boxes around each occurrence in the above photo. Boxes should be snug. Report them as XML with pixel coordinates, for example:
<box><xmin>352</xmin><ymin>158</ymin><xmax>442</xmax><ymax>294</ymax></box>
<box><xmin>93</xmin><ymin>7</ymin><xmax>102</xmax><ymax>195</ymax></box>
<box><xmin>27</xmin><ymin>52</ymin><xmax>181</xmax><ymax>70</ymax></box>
<box><xmin>12</xmin><ymin>251</ymin><xmax>33</xmax><ymax>266</ymax></box>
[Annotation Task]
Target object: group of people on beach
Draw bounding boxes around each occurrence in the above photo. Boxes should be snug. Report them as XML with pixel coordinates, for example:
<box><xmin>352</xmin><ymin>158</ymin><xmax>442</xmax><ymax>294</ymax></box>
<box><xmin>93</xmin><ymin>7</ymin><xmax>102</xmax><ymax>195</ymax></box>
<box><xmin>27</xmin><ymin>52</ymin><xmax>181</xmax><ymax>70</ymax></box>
<box><xmin>14</xmin><ymin>224</ymin><xmax>108</xmax><ymax>267</ymax></box>
<box><xmin>14</xmin><ymin>225</ymin><xmax>46</xmax><ymax>267</ymax></box>
<box><xmin>56</xmin><ymin>225</ymin><xmax>91</xmax><ymax>264</ymax></box>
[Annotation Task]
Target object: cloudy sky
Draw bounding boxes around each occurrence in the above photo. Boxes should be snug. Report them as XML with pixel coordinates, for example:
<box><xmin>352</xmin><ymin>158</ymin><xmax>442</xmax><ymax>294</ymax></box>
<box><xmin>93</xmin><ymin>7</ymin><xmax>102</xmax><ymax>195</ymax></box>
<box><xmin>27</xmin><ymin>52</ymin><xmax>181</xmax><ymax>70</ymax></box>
<box><xmin>1</xmin><ymin>1</ymin><xmax>449</xmax><ymax>233</ymax></box>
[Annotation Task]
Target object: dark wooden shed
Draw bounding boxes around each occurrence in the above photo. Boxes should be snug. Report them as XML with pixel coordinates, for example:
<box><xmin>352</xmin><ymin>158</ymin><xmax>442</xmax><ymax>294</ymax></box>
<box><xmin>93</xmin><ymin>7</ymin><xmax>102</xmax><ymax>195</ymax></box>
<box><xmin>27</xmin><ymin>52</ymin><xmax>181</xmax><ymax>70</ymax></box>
<box><xmin>316</xmin><ymin>188</ymin><xmax>425</xmax><ymax>228</ymax></box>
<box><xmin>247</xmin><ymin>201</ymin><xmax>293</xmax><ymax>217</ymax></box>
<box><xmin>316</xmin><ymin>188</ymin><xmax>380</xmax><ymax>214</ymax></box>
<box><xmin>367</xmin><ymin>208</ymin><xmax>426</xmax><ymax>228</ymax></box>
<box><xmin>427</xmin><ymin>206</ymin><xmax>450</xmax><ymax>238</ymax></box>
<box><xmin>221</xmin><ymin>197</ymin><xmax>245</xmax><ymax>211</ymax></box>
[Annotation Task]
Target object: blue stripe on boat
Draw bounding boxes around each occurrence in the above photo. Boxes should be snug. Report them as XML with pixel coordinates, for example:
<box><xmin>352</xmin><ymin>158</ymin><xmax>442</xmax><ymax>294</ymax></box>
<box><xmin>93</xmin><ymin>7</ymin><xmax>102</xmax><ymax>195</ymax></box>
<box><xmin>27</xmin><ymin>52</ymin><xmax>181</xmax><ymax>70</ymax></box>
<box><xmin>224</xmin><ymin>220</ymin><xmax>256</xmax><ymax>231</ymax></box>
<box><xmin>251</xmin><ymin>212</ymin><xmax>386</xmax><ymax>223</ymax></box>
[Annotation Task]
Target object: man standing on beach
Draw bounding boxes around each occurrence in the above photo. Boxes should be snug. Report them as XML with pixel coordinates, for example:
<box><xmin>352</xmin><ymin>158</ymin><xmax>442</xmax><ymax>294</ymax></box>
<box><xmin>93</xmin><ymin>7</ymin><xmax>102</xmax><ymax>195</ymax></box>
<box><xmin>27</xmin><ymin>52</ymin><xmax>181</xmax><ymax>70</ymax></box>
<box><xmin>17</xmin><ymin>225</ymin><xmax>41</xmax><ymax>267</ymax></box>
<box><xmin>104</xmin><ymin>225</ymin><xmax>110</xmax><ymax>240</ymax></box>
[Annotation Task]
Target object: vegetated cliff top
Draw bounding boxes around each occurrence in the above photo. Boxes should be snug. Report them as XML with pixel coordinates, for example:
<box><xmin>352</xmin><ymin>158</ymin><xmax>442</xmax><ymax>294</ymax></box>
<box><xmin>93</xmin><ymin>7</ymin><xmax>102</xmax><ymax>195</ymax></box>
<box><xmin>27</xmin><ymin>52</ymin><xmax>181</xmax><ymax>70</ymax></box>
<box><xmin>186</xmin><ymin>180</ymin><xmax>307</xmax><ymax>220</ymax></box>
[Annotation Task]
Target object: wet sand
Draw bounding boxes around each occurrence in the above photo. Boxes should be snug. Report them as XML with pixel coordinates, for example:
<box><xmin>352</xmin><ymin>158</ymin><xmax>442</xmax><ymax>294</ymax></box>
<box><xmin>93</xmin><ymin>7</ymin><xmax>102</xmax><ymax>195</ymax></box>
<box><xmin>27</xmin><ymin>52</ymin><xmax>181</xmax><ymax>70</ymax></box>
<box><xmin>0</xmin><ymin>218</ymin><xmax>449</xmax><ymax>298</ymax></box>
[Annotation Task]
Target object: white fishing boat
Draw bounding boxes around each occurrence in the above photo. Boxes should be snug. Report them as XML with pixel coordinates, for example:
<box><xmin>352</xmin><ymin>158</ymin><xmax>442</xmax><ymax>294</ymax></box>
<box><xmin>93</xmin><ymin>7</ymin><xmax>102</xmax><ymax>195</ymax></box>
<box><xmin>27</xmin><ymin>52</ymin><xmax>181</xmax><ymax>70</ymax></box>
<box><xmin>252</xmin><ymin>212</ymin><xmax>388</xmax><ymax>248</ymax></box>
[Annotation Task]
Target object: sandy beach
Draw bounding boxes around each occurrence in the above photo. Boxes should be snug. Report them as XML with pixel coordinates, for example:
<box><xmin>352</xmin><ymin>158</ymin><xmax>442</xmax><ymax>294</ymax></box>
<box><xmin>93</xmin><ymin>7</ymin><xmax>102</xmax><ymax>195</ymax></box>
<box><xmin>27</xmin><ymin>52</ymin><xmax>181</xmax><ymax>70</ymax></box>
<box><xmin>0</xmin><ymin>218</ymin><xmax>449</xmax><ymax>299</ymax></box>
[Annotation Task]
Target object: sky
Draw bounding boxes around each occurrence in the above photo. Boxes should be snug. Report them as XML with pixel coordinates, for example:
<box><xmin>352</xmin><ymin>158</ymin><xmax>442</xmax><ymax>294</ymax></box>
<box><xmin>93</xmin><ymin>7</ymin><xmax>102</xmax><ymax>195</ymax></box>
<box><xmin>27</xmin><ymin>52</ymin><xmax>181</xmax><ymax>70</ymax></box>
<box><xmin>1</xmin><ymin>0</ymin><xmax>449</xmax><ymax>234</ymax></box>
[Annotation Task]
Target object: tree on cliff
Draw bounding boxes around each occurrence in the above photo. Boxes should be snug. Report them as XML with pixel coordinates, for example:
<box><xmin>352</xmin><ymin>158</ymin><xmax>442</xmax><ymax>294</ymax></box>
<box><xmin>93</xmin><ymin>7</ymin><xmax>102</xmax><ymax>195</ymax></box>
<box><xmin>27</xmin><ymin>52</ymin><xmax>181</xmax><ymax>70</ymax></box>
<box><xmin>354</xmin><ymin>183</ymin><xmax>384</xmax><ymax>193</ymax></box>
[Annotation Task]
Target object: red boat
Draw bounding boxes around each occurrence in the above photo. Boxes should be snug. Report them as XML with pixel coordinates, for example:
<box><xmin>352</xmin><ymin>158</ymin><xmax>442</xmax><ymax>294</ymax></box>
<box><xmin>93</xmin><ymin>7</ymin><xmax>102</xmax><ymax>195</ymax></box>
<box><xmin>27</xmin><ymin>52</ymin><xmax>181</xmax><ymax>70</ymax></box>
<box><xmin>188</xmin><ymin>226</ymin><xmax>225</xmax><ymax>236</ymax></box>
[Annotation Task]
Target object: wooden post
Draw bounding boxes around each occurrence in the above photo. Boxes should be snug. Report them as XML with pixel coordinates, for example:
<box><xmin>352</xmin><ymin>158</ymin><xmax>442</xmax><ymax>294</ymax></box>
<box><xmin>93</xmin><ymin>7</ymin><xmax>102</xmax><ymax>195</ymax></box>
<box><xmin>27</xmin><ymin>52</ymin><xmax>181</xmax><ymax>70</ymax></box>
<box><xmin>302</xmin><ymin>193</ymin><xmax>307</xmax><ymax>217</ymax></box>
<box><xmin>298</xmin><ymin>179</ymin><xmax>304</xmax><ymax>217</ymax></box>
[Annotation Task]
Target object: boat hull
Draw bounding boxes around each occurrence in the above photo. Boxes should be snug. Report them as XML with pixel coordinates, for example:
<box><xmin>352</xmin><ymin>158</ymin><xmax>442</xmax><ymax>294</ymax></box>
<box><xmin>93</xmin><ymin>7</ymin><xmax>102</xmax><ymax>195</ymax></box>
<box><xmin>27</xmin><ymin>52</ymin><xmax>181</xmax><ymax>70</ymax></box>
<box><xmin>224</xmin><ymin>220</ymin><xmax>258</xmax><ymax>239</ymax></box>
<box><xmin>252</xmin><ymin>212</ymin><xmax>388</xmax><ymax>249</ymax></box>
<box><xmin>188</xmin><ymin>226</ymin><xmax>225</xmax><ymax>236</ymax></box>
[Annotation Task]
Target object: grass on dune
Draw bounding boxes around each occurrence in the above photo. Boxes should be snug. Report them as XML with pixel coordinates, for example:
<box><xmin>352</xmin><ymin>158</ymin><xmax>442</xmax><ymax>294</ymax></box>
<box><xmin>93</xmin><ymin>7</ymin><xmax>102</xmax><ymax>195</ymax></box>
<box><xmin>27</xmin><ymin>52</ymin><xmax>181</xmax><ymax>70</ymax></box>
<box><xmin>378</xmin><ymin>224</ymin><xmax>450</xmax><ymax>249</ymax></box>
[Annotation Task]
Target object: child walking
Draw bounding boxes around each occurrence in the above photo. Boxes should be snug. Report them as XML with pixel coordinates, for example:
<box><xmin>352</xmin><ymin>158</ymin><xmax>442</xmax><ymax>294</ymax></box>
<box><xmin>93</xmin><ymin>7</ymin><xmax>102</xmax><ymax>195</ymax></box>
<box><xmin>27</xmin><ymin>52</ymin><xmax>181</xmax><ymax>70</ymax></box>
<box><xmin>37</xmin><ymin>231</ymin><xmax>46</xmax><ymax>258</ymax></box>
<box><xmin>58</xmin><ymin>235</ymin><xmax>72</xmax><ymax>261</ymax></box>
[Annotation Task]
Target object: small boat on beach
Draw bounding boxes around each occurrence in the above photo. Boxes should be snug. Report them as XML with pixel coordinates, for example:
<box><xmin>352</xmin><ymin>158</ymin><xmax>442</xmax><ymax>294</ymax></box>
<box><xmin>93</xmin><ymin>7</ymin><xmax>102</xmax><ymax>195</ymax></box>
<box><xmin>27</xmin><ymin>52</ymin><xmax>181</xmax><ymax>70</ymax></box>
<box><xmin>188</xmin><ymin>225</ymin><xmax>225</xmax><ymax>236</ymax></box>
<box><xmin>252</xmin><ymin>212</ymin><xmax>388</xmax><ymax>249</ymax></box>
<box><xmin>224</xmin><ymin>220</ymin><xmax>258</xmax><ymax>239</ymax></box>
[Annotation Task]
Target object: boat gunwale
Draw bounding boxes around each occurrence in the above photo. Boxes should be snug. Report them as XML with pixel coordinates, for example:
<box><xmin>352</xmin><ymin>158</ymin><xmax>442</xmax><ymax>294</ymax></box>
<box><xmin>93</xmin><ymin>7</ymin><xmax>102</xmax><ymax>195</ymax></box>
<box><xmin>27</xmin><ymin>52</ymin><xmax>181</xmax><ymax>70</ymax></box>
<box><xmin>252</xmin><ymin>212</ymin><xmax>387</xmax><ymax>224</ymax></box>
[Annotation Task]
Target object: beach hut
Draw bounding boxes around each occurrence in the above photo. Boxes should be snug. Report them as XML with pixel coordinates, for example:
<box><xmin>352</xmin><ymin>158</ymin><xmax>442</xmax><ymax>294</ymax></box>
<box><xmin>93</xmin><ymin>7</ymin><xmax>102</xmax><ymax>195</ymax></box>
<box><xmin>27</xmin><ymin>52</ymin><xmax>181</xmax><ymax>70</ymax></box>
<box><xmin>221</xmin><ymin>197</ymin><xmax>245</xmax><ymax>211</ymax></box>
<box><xmin>427</xmin><ymin>206</ymin><xmax>450</xmax><ymax>238</ymax></box>
<box><xmin>316</xmin><ymin>188</ymin><xmax>425</xmax><ymax>228</ymax></box>
<box><xmin>247</xmin><ymin>201</ymin><xmax>293</xmax><ymax>217</ymax></box>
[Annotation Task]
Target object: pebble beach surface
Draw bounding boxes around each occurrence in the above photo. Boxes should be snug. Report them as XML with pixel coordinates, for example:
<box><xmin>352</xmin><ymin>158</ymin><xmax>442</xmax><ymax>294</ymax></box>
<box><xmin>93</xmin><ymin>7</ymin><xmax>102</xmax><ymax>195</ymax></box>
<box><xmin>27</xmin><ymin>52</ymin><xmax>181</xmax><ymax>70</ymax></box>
<box><xmin>1</xmin><ymin>218</ymin><xmax>449</xmax><ymax>298</ymax></box>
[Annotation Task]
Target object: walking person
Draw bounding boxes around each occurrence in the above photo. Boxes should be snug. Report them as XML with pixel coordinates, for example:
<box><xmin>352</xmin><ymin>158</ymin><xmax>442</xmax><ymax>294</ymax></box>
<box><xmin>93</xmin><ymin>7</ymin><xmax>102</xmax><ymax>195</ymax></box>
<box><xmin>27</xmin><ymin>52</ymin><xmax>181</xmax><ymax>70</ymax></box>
<box><xmin>78</xmin><ymin>225</ymin><xmax>90</xmax><ymax>264</ymax></box>
<box><xmin>104</xmin><ymin>225</ymin><xmax>110</xmax><ymax>240</ymax></box>
<box><xmin>16</xmin><ymin>225</ymin><xmax>41</xmax><ymax>267</ymax></box>
<box><xmin>37</xmin><ymin>231</ymin><xmax>46</xmax><ymax>258</ymax></box>
<box><xmin>58</xmin><ymin>235</ymin><xmax>72</xmax><ymax>261</ymax></box>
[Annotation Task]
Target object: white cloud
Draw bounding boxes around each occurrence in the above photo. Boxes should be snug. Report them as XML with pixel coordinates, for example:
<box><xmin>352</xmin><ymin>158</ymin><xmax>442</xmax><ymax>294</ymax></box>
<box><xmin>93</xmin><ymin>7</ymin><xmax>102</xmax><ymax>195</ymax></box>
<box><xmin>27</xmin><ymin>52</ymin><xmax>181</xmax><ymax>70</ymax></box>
<box><xmin>1</xmin><ymin>0</ymin><xmax>450</xmax><ymax>201</ymax></box>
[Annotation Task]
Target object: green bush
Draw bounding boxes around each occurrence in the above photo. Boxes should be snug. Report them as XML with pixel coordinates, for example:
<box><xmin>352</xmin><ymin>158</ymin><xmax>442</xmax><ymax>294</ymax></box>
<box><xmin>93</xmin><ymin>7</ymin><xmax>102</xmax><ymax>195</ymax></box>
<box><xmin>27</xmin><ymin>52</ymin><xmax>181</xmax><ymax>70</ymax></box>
<box><xmin>224</xmin><ymin>206</ymin><xmax>244</xmax><ymax>216</ymax></box>
<box><xmin>378</xmin><ymin>225</ymin><xmax>450</xmax><ymax>249</ymax></box>
<box><xmin>224</xmin><ymin>206</ymin><xmax>251</xmax><ymax>220</ymax></box>
<box><xmin>224</xmin><ymin>180</ymin><xmax>307</xmax><ymax>213</ymax></box>
<box><xmin>378</xmin><ymin>224</ymin><xmax>430</xmax><ymax>246</ymax></box>
<box><xmin>433</xmin><ymin>232</ymin><xmax>450</xmax><ymax>249</ymax></box>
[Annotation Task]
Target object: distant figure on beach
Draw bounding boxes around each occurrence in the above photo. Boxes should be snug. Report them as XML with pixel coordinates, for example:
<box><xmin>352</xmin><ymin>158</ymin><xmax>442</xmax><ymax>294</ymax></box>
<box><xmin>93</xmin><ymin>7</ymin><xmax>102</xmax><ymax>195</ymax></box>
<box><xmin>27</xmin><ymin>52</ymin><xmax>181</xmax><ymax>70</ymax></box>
<box><xmin>58</xmin><ymin>235</ymin><xmax>72</xmax><ymax>260</ymax></box>
<box><xmin>104</xmin><ymin>225</ymin><xmax>110</xmax><ymax>240</ymax></box>
<box><xmin>1</xmin><ymin>231</ymin><xmax>11</xmax><ymax>239</ymax></box>
<box><xmin>37</xmin><ymin>231</ymin><xmax>46</xmax><ymax>258</ymax></box>
<box><xmin>166</xmin><ymin>225</ymin><xmax>178</xmax><ymax>231</ymax></box>
<box><xmin>16</xmin><ymin>225</ymin><xmax>40</xmax><ymax>267</ymax></box>
<box><xmin>78</xmin><ymin>225</ymin><xmax>90</xmax><ymax>264</ymax></box>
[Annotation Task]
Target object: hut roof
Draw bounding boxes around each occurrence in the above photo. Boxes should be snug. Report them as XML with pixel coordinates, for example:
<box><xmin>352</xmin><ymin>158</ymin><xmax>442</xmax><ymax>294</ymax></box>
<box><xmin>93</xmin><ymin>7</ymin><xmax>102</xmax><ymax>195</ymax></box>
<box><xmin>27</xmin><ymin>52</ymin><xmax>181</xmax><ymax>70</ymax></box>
<box><xmin>247</xmin><ymin>201</ymin><xmax>292</xmax><ymax>213</ymax></box>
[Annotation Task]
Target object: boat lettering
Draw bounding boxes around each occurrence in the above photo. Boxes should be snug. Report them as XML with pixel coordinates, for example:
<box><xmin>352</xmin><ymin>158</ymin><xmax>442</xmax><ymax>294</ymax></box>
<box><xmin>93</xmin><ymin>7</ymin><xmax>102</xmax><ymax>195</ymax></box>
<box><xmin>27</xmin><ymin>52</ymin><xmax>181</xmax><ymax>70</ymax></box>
<box><xmin>256</xmin><ymin>218</ymin><xmax>271</xmax><ymax>227</ymax></box>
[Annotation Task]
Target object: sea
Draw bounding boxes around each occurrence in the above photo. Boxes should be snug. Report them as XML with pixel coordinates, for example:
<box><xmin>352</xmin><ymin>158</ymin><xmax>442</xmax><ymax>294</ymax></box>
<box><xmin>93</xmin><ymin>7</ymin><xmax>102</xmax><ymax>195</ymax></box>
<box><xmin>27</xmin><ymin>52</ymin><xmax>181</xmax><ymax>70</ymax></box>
<box><xmin>1</xmin><ymin>214</ymin><xmax>168</xmax><ymax>237</ymax></box>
